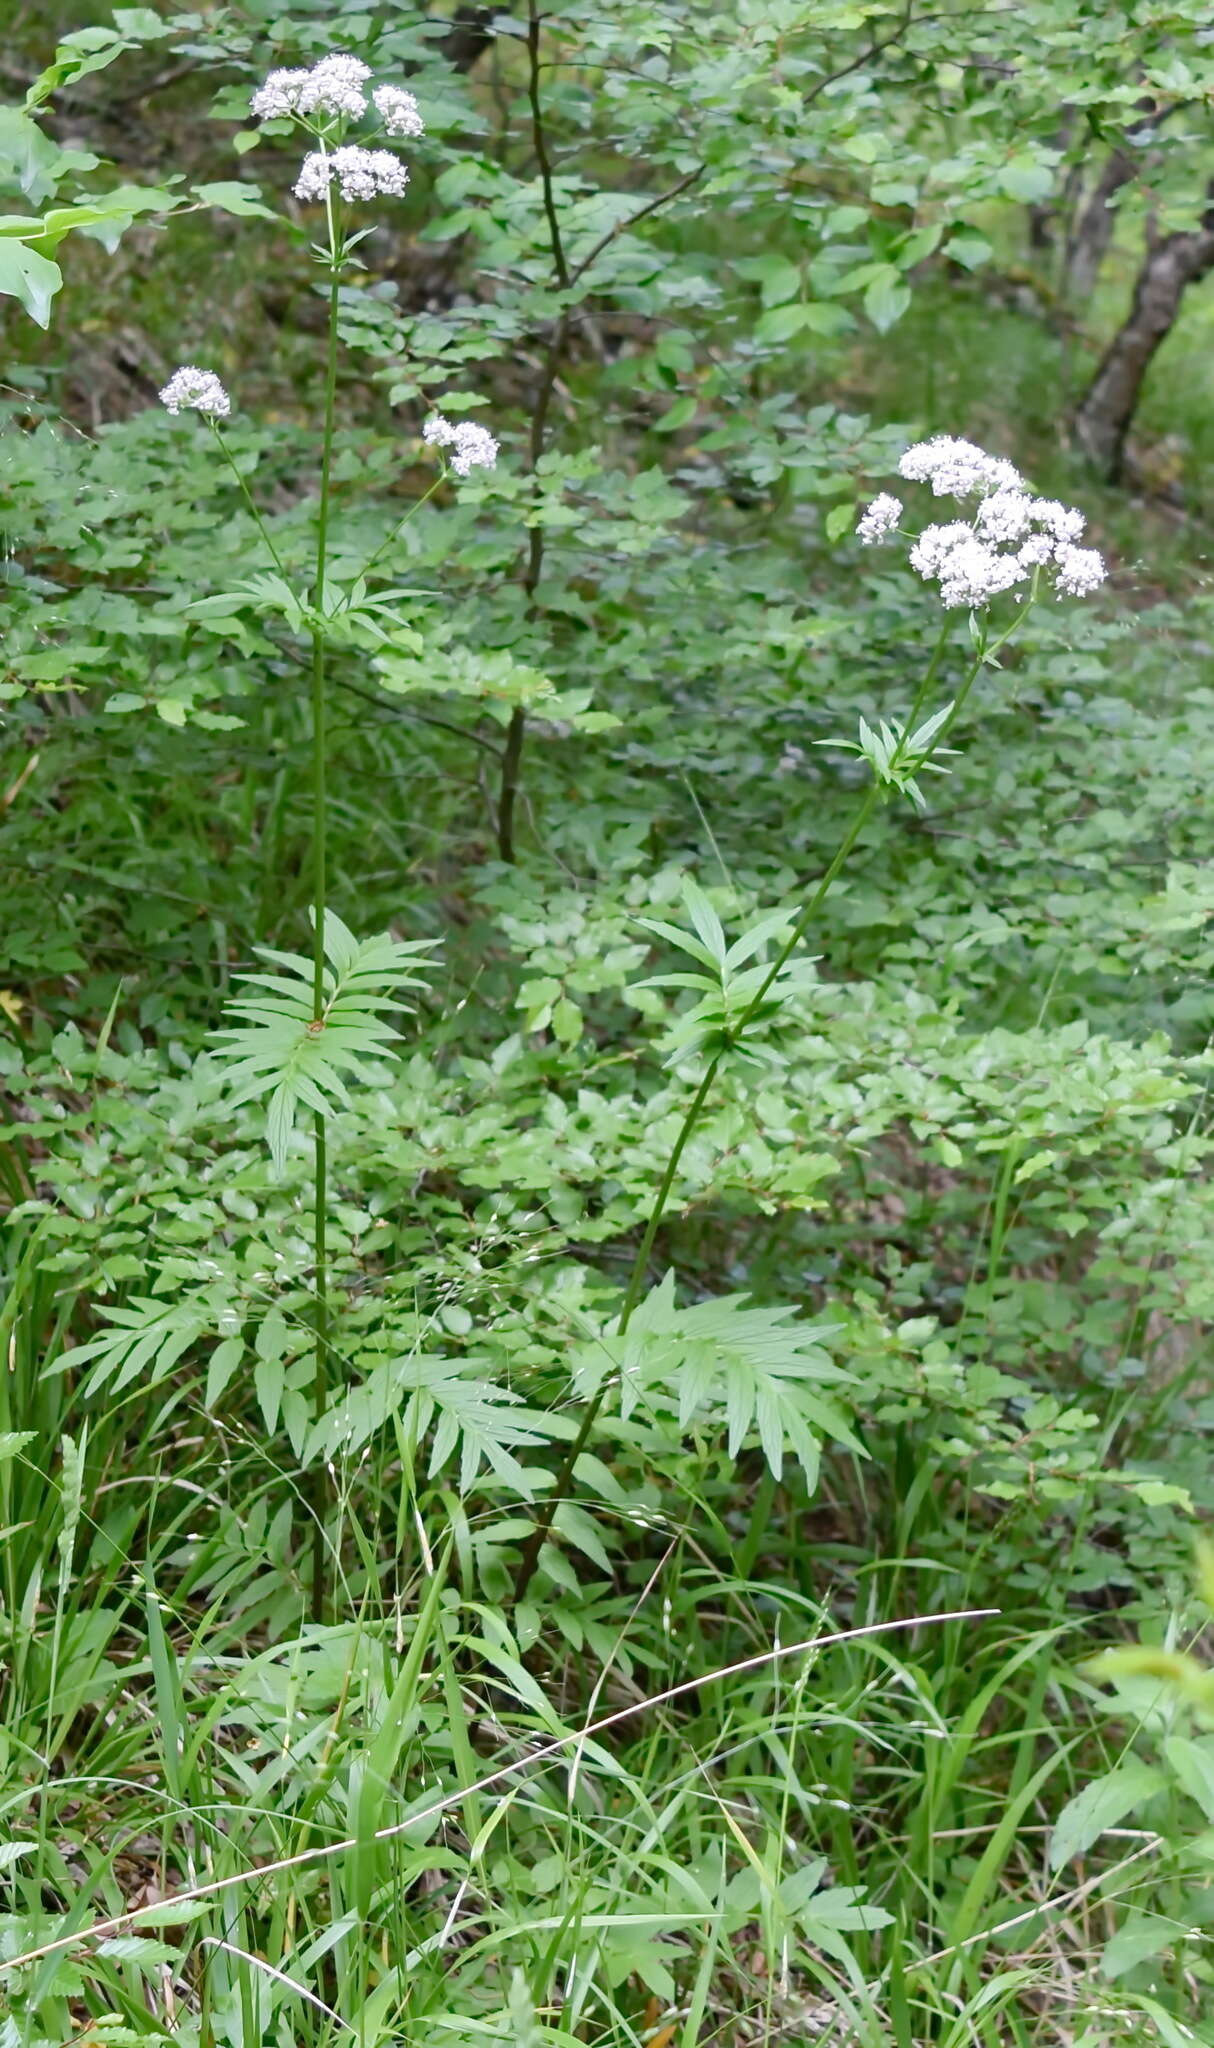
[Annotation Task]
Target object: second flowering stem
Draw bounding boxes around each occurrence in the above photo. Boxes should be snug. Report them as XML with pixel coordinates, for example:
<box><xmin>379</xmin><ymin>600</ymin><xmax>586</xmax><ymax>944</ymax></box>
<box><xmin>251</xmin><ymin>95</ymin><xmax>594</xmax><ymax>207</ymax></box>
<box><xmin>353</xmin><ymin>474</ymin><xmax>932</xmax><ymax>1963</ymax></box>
<box><xmin>511</xmin><ymin>628</ymin><xmax>991</xmax><ymax>1605</ymax></box>
<box><xmin>306</xmin><ymin>262</ymin><xmax>342</xmax><ymax>1625</ymax></box>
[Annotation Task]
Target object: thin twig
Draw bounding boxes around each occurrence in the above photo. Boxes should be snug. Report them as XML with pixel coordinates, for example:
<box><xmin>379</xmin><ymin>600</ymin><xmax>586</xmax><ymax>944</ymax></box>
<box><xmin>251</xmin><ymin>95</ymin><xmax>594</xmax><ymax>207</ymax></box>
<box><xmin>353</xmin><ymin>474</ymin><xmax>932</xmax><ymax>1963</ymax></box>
<box><xmin>333</xmin><ymin>676</ymin><xmax>505</xmax><ymax>758</ymax></box>
<box><xmin>569</xmin><ymin>164</ymin><xmax>706</xmax><ymax>286</ymax></box>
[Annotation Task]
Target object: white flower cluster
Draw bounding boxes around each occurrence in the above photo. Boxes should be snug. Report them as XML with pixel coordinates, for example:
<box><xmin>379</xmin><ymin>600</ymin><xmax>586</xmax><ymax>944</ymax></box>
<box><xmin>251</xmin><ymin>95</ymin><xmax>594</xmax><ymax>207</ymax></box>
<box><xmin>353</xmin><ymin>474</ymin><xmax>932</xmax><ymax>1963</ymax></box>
<box><xmin>856</xmin><ymin>434</ymin><xmax>1106</xmax><ymax>608</ymax></box>
<box><xmin>295</xmin><ymin>146</ymin><xmax>409</xmax><ymax>203</ymax></box>
<box><xmin>159</xmin><ymin>366</ymin><xmax>231</xmax><ymax>419</ymax></box>
<box><xmin>250</xmin><ymin>53</ymin><xmax>426</xmax><ymax>140</ymax></box>
<box><xmin>372</xmin><ymin>85</ymin><xmax>424</xmax><ymax>138</ymax></box>
<box><xmin>423</xmin><ymin>413</ymin><xmax>500</xmax><ymax>477</ymax></box>
<box><xmin>252</xmin><ymin>53</ymin><xmax>372</xmax><ymax>121</ymax></box>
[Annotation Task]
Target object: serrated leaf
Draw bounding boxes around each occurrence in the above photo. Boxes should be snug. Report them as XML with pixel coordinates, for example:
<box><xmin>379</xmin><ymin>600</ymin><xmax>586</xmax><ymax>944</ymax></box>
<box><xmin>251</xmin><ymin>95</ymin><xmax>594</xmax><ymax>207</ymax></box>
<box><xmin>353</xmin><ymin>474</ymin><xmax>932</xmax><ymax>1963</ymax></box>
<box><xmin>205</xmin><ymin>1335</ymin><xmax>244</xmax><ymax>1409</ymax></box>
<box><xmin>97</xmin><ymin>1936</ymin><xmax>181</xmax><ymax>1968</ymax></box>
<box><xmin>59</xmin><ymin>1292</ymin><xmax>224</xmax><ymax>1397</ymax></box>
<box><xmin>314</xmin><ymin>1348</ymin><xmax>558</xmax><ymax>1497</ymax></box>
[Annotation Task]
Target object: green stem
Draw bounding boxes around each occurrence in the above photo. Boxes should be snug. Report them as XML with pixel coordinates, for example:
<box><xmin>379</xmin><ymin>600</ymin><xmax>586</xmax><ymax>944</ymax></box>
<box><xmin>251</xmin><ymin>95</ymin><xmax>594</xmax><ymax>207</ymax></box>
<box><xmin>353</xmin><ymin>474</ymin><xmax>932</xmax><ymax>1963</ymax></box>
<box><xmin>355</xmin><ymin>471</ymin><xmax>445</xmax><ymax>587</ymax></box>
<box><xmin>209</xmin><ymin>424</ymin><xmax>288</xmax><ymax>577</ymax></box>
<box><xmin>510</xmin><ymin>616</ymin><xmax>993</xmax><ymax>1606</ymax></box>
<box><xmin>308</xmin><ymin>256</ymin><xmax>341</xmax><ymax>1628</ymax></box>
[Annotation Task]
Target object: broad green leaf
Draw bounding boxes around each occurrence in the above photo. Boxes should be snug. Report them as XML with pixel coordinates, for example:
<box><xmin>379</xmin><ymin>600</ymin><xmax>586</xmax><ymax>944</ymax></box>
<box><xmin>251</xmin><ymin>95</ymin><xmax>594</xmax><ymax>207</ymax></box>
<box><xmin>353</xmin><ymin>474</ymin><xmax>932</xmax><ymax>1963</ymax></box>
<box><xmin>1049</xmin><ymin>1761</ymin><xmax>1164</xmax><ymax>1870</ymax></box>
<box><xmin>0</xmin><ymin>109</ymin><xmax>67</xmax><ymax>201</ymax></box>
<box><xmin>0</xmin><ymin>237</ymin><xmax>61</xmax><ymax>325</ymax></box>
<box><xmin>863</xmin><ymin>268</ymin><xmax>911</xmax><ymax>333</ymax></box>
<box><xmin>1163</xmin><ymin>1733</ymin><xmax>1214</xmax><ymax>1822</ymax></box>
<box><xmin>1100</xmin><ymin>1914</ymin><xmax>1178</xmax><ymax>1982</ymax></box>
<box><xmin>193</xmin><ymin>181</ymin><xmax>279</xmax><ymax>222</ymax></box>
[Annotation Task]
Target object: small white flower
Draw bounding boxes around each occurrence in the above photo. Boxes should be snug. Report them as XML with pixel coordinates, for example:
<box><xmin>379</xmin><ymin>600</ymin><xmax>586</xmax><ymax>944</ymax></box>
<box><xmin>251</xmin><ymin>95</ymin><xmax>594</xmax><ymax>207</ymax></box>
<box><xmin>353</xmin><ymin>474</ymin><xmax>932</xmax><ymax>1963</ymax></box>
<box><xmin>373</xmin><ymin>84</ymin><xmax>424</xmax><ymax>138</ymax></box>
<box><xmin>299</xmin><ymin>53</ymin><xmax>371</xmax><ymax>118</ymax></box>
<box><xmin>423</xmin><ymin>412</ymin><xmax>499</xmax><ymax>476</ymax></box>
<box><xmin>1032</xmin><ymin>498</ymin><xmax>1087</xmax><ymax>543</ymax></box>
<box><xmin>250</xmin><ymin>67</ymin><xmax>311</xmax><ymax>120</ymax></box>
<box><xmin>294</xmin><ymin>145</ymin><xmax>409</xmax><ymax>202</ymax></box>
<box><xmin>1053</xmin><ymin>544</ymin><xmax>1106</xmax><ymax>597</ymax></box>
<box><xmin>159</xmin><ymin>366</ymin><xmax>231</xmax><ymax>418</ymax></box>
<box><xmin>975</xmin><ymin>489</ymin><xmax>1034</xmax><ymax>543</ymax></box>
<box><xmin>856</xmin><ymin>492</ymin><xmax>902</xmax><ymax>543</ymax></box>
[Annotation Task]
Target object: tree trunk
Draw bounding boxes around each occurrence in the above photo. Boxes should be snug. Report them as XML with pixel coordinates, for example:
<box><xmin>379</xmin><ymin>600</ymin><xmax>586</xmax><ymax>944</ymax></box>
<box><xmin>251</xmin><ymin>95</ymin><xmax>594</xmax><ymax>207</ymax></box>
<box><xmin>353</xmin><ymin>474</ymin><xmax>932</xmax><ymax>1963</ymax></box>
<box><xmin>1061</xmin><ymin>149</ymin><xmax>1137</xmax><ymax>304</ymax></box>
<box><xmin>1073</xmin><ymin>190</ymin><xmax>1214</xmax><ymax>478</ymax></box>
<box><xmin>437</xmin><ymin>6</ymin><xmax>496</xmax><ymax>71</ymax></box>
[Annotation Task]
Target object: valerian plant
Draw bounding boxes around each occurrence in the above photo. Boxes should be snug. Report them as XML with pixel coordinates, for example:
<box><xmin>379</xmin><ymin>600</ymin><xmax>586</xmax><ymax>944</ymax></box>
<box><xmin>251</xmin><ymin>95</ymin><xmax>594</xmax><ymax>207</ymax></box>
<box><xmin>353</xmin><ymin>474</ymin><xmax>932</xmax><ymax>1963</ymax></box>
<box><xmin>153</xmin><ymin>47</ymin><xmax>501</xmax><ymax>1617</ymax></box>
<box><xmin>512</xmin><ymin>435</ymin><xmax>1109</xmax><ymax>1600</ymax></box>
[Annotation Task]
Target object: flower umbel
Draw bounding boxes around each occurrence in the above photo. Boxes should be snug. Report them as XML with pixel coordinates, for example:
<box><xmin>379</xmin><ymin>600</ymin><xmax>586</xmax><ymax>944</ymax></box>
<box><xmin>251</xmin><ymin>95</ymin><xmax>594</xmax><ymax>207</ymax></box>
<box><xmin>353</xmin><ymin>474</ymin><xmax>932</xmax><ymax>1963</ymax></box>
<box><xmin>251</xmin><ymin>53</ymin><xmax>371</xmax><ymax>122</ymax></box>
<box><xmin>250</xmin><ymin>67</ymin><xmax>311</xmax><ymax>120</ymax></box>
<box><xmin>300</xmin><ymin>53</ymin><xmax>371</xmax><ymax>118</ymax></box>
<box><xmin>1054</xmin><ymin>544</ymin><xmax>1106</xmax><ymax>597</ymax></box>
<box><xmin>898</xmin><ymin>435</ymin><xmax>1023</xmax><ymax>499</ymax></box>
<box><xmin>159</xmin><ymin>366</ymin><xmax>231</xmax><ymax>419</ymax></box>
<box><xmin>857</xmin><ymin>434</ymin><xmax>1106</xmax><ymax>609</ymax></box>
<box><xmin>295</xmin><ymin>146</ymin><xmax>409</xmax><ymax>203</ymax></box>
<box><xmin>423</xmin><ymin>413</ymin><xmax>500</xmax><ymax>477</ymax></box>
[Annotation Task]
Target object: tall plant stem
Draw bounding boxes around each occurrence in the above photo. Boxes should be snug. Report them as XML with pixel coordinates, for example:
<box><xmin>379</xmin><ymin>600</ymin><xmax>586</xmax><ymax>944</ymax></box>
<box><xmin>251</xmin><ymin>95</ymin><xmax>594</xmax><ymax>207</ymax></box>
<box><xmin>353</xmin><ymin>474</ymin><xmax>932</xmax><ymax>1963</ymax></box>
<box><xmin>511</xmin><ymin>623</ymin><xmax>986</xmax><ymax>1604</ymax></box>
<box><xmin>308</xmin><ymin>264</ymin><xmax>341</xmax><ymax>1626</ymax></box>
<box><xmin>497</xmin><ymin>0</ymin><xmax>570</xmax><ymax>863</ymax></box>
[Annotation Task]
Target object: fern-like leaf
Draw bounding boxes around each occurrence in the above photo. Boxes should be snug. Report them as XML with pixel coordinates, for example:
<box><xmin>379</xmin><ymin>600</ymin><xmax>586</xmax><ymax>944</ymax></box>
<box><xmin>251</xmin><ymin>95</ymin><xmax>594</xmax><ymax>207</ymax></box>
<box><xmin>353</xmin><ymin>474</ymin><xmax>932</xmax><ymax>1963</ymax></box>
<box><xmin>313</xmin><ymin>1348</ymin><xmax>558</xmax><ymax>1498</ymax></box>
<box><xmin>633</xmin><ymin>878</ymin><xmax>815</xmax><ymax>1068</ymax></box>
<box><xmin>212</xmin><ymin>909</ymin><xmax>440</xmax><ymax>1172</ymax></box>
<box><xmin>575</xmin><ymin>1271</ymin><xmax>858</xmax><ymax>1487</ymax></box>
<box><xmin>57</xmin><ymin>1287</ymin><xmax>234</xmax><ymax>1397</ymax></box>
